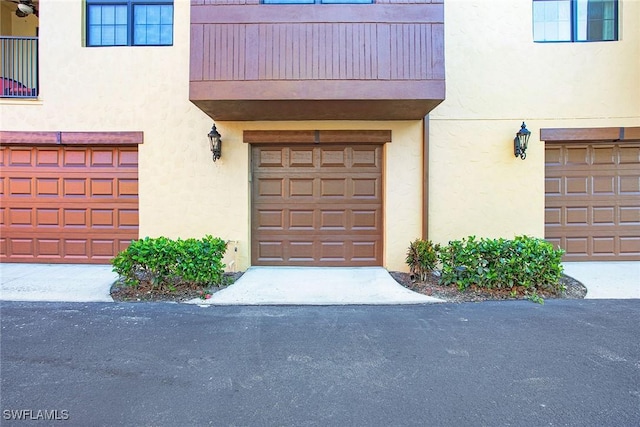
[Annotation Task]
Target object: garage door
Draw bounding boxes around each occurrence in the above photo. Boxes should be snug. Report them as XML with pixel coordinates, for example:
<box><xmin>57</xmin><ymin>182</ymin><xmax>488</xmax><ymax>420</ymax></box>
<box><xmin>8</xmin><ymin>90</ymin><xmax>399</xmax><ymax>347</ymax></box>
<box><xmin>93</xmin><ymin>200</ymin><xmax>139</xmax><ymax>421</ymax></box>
<box><xmin>545</xmin><ymin>142</ymin><xmax>640</xmax><ymax>261</ymax></box>
<box><xmin>252</xmin><ymin>144</ymin><xmax>382</xmax><ymax>266</ymax></box>
<box><xmin>0</xmin><ymin>145</ymin><xmax>139</xmax><ymax>263</ymax></box>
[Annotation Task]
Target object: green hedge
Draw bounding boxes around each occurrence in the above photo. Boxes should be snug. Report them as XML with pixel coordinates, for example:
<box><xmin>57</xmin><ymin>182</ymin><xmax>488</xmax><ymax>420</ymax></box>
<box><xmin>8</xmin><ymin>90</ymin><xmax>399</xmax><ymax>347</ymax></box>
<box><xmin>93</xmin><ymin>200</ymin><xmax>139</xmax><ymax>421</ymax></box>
<box><xmin>438</xmin><ymin>235</ymin><xmax>564</xmax><ymax>293</ymax></box>
<box><xmin>111</xmin><ymin>235</ymin><xmax>227</xmax><ymax>289</ymax></box>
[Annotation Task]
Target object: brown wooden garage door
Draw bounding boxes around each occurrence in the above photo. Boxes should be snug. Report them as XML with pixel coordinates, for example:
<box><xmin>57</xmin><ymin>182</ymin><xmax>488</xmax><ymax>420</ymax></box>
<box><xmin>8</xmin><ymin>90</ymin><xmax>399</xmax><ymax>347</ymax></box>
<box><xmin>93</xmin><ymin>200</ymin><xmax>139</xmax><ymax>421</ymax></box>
<box><xmin>252</xmin><ymin>144</ymin><xmax>382</xmax><ymax>266</ymax></box>
<box><xmin>0</xmin><ymin>145</ymin><xmax>138</xmax><ymax>263</ymax></box>
<box><xmin>545</xmin><ymin>142</ymin><xmax>640</xmax><ymax>261</ymax></box>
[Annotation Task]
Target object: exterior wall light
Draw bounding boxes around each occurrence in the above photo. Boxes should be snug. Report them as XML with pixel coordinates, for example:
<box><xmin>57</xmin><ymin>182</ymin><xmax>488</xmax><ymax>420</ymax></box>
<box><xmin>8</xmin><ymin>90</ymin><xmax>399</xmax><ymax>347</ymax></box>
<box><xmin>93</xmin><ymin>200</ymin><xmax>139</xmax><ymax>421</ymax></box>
<box><xmin>514</xmin><ymin>122</ymin><xmax>531</xmax><ymax>160</ymax></box>
<box><xmin>14</xmin><ymin>1</ymin><xmax>37</xmax><ymax>17</ymax></box>
<box><xmin>208</xmin><ymin>124</ymin><xmax>222</xmax><ymax>162</ymax></box>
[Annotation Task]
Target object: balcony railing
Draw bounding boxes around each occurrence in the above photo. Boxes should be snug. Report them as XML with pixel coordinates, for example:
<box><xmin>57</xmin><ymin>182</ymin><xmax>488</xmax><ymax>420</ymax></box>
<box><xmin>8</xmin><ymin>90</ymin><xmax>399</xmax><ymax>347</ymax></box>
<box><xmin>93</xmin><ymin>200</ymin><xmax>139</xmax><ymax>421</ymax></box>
<box><xmin>1</xmin><ymin>36</ymin><xmax>38</xmax><ymax>99</ymax></box>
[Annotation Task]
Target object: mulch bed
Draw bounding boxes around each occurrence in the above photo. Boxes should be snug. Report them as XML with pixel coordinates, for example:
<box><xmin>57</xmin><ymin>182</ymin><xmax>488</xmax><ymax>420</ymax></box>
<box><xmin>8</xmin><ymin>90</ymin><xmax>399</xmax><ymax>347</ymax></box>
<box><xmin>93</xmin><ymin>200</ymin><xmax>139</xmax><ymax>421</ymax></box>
<box><xmin>389</xmin><ymin>271</ymin><xmax>587</xmax><ymax>303</ymax></box>
<box><xmin>111</xmin><ymin>270</ymin><xmax>587</xmax><ymax>304</ymax></box>
<box><xmin>110</xmin><ymin>272</ymin><xmax>244</xmax><ymax>303</ymax></box>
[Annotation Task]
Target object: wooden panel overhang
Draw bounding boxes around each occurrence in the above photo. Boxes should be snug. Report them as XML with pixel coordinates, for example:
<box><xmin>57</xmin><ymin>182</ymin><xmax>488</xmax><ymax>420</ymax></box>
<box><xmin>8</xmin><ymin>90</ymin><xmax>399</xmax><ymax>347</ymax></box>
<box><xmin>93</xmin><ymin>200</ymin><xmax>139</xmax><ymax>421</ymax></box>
<box><xmin>190</xmin><ymin>3</ymin><xmax>445</xmax><ymax>120</ymax></box>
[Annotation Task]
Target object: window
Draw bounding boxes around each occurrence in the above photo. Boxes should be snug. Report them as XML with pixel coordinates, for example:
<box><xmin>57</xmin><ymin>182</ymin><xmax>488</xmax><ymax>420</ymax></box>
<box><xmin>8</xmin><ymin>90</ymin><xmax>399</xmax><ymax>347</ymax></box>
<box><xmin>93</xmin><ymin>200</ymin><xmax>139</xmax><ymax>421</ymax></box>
<box><xmin>533</xmin><ymin>0</ymin><xmax>618</xmax><ymax>42</ymax></box>
<box><xmin>87</xmin><ymin>0</ymin><xmax>173</xmax><ymax>47</ymax></box>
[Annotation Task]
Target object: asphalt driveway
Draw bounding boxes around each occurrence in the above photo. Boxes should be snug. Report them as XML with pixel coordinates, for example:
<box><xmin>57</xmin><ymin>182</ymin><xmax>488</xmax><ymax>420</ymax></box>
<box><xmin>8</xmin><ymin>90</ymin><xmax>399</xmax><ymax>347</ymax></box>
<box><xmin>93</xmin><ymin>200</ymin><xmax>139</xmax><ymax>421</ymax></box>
<box><xmin>1</xmin><ymin>300</ymin><xmax>639</xmax><ymax>426</ymax></box>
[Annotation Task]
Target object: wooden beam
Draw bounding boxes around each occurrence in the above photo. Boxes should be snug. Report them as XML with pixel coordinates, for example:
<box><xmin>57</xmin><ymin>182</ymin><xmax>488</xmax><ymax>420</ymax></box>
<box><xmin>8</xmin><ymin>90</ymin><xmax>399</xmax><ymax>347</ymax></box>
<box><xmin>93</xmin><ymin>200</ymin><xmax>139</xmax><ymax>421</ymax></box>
<box><xmin>0</xmin><ymin>131</ymin><xmax>143</xmax><ymax>146</ymax></box>
<box><xmin>60</xmin><ymin>132</ymin><xmax>144</xmax><ymax>145</ymax></box>
<box><xmin>244</xmin><ymin>130</ymin><xmax>392</xmax><ymax>144</ymax></box>
<box><xmin>539</xmin><ymin>127</ymin><xmax>640</xmax><ymax>142</ymax></box>
<box><xmin>0</xmin><ymin>131</ymin><xmax>59</xmax><ymax>145</ymax></box>
<box><xmin>422</xmin><ymin>116</ymin><xmax>429</xmax><ymax>241</ymax></box>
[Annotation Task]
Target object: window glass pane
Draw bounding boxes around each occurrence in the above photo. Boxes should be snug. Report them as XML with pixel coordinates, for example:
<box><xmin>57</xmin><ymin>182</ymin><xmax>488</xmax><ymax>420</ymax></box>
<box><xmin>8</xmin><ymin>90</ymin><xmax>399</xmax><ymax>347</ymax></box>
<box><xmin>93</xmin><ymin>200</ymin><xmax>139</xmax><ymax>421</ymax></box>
<box><xmin>602</xmin><ymin>20</ymin><xmax>614</xmax><ymax>39</ymax></box>
<box><xmin>87</xmin><ymin>4</ymin><xmax>128</xmax><ymax>46</ymax></box>
<box><xmin>160</xmin><ymin>25</ymin><xmax>173</xmax><ymax>45</ymax></box>
<box><xmin>115</xmin><ymin>25</ymin><xmax>128</xmax><ymax>45</ymax></box>
<box><xmin>533</xmin><ymin>0</ymin><xmax>571</xmax><ymax>42</ymax></box>
<box><xmin>133</xmin><ymin>4</ymin><xmax>173</xmax><ymax>46</ymax></box>
<box><xmin>102</xmin><ymin>5</ymin><xmax>115</xmax><ymax>23</ymax></box>
<box><xmin>603</xmin><ymin>1</ymin><xmax>614</xmax><ymax>19</ymax></box>
<box><xmin>88</xmin><ymin>7</ymin><xmax>101</xmax><ymax>25</ymax></box>
<box><xmin>102</xmin><ymin>26</ymin><xmax>115</xmax><ymax>45</ymax></box>
<box><xmin>161</xmin><ymin>5</ymin><xmax>173</xmax><ymax>24</ymax></box>
<box><xmin>135</xmin><ymin>5</ymin><xmax>147</xmax><ymax>25</ymax></box>
<box><xmin>115</xmin><ymin>5</ymin><xmax>127</xmax><ymax>24</ymax></box>
<box><xmin>576</xmin><ymin>0</ymin><xmax>617</xmax><ymax>41</ymax></box>
<box><xmin>89</xmin><ymin>26</ymin><xmax>102</xmax><ymax>45</ymax></box>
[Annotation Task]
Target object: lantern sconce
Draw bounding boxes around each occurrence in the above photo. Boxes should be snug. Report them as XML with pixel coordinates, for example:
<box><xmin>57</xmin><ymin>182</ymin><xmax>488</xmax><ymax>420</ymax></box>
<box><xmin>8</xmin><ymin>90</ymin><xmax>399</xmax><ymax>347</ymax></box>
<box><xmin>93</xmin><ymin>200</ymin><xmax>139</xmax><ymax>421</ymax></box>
<box><xmin>514</xmin><ymin>122</ymin><xmax>531</xmax><ymax>160</ymax></box>
<box><xmin>208</xmin><ymin>124</ymin><xmax>222</xmax><ymax>162</ymax></box>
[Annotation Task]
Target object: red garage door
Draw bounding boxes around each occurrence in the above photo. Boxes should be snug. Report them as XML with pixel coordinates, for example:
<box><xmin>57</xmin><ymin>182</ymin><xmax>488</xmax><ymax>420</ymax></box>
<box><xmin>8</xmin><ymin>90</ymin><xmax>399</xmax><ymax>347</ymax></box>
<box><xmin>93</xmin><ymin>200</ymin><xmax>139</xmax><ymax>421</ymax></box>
<box><xmin>0</xmin><ymin>144</ymin><xmax>139</xmax><ymax>263</ymax></box>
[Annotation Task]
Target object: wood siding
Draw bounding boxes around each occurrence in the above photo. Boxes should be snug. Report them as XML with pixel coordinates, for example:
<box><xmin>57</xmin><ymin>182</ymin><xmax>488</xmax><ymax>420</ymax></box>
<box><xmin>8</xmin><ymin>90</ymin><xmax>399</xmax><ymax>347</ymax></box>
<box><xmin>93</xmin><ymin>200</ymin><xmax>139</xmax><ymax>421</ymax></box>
<box><xmin>190</xmin><ymin>3</ymin><xmax>445</xmax><ymax>120</ymax></box>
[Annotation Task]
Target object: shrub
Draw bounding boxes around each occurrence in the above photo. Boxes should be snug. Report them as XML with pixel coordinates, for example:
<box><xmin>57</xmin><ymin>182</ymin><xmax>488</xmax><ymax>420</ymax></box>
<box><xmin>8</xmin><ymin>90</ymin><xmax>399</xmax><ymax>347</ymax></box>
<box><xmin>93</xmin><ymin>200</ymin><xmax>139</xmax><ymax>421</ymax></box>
<box><xmin>111</xmin><ymin>235</ymin><xmax>227</xmax><ymax>290</ymax></box>
<box><xmin>406</xmin><ymin>239</ymin><xmax>440</xmax><ymax>282</ymax></box>
<box><xmin>439</xmin><ymin>235</ymin><xmax>565</xmax><ymax>295</ymax></box>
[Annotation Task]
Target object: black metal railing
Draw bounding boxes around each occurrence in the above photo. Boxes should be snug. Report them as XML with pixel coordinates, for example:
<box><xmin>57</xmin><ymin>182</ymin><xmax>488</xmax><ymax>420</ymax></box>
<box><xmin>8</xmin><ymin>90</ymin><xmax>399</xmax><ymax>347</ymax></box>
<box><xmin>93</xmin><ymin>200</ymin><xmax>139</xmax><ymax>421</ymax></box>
<box><xmin>1</xmin><ymin>36</ymin><xmax>38</xmax><ymax>99</ymax></box>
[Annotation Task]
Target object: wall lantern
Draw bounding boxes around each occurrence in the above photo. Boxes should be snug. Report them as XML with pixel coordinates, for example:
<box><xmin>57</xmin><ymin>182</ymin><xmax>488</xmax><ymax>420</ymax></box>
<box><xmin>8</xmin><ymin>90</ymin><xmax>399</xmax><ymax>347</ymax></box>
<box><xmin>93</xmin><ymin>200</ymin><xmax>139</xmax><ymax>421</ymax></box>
<box><xmin>514</xmin><ymin>122</ymin><xmax>531</xmax><ymax>160</ymax></box>
<box><xmin>208</xmin><ymin>124</ymin><xmax>222</xmax><ymax>162</ymax></box>
<box><xmin>13</xmin><ymin>1</ymin><xmax>38</xmax><ymax>17</ymax></box>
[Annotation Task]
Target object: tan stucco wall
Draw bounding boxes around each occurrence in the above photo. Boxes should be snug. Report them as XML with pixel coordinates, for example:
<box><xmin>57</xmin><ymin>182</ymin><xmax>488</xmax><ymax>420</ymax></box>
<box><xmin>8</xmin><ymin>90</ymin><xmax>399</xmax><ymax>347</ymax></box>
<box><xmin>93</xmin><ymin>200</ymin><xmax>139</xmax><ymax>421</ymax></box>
<box><xmin>428</xmin><ymin>0</ymin><xmax>640</xmax><ymax>245</ymax></box>
<box><xmin>2</xmin><ymin>0</ymin><xmax>638</xmax><ymax>271</ymax></box>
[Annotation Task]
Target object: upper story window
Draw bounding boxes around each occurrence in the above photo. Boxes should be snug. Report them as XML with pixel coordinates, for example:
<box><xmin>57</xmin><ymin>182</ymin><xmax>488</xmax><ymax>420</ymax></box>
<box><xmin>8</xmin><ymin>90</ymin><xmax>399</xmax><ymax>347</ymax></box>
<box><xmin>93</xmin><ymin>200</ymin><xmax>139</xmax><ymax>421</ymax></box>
<box><xmin>533</xmin><ymin>0</ymin><xmax>618</xmax><ymax>42</ymax></box>
<box><xmin>262</xmin><ymin>0</ymin><xmax>373</xmax><ymax>4</ymax></box>
<box><xmin>86</xmin><ymin>0</ymin><xmax>174</xmax><ymax>47</ymax></box>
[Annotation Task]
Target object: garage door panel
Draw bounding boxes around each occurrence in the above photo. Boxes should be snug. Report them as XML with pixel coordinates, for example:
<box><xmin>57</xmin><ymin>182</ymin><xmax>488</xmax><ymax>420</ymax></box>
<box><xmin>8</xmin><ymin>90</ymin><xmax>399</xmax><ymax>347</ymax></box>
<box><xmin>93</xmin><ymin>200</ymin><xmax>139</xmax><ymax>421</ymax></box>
<box><xmin>320</xmin><ymin>210</ymin><xmax>347</xmax><ymax>230</ymax></box>
<box><xmin>8</xmin><ymin>149</ymin><xmax>33</xmax><ymax>166</ymax></box>
<box><xmin>593</xmin><ymin>176</ymin><xmax>615</xmax><ymax>194</ymax></box>
<box><xmin>352</xmin><ymin>210</ymin><xmax>378</xmax><ymax>230</ymax></box>
<box><xmin>620</xmin><ymin>237</ymin><xmax>640</xmax><ymax>256</ymax></box>
<box><xmin>592</xmin><ymin>146</ymin><xmax>616</xmax><ymax>164</ymax></box>
<box><xmin>619</xmin><ymin>175</ymin><xmax>640</xmax><ymax>194</ymax></box>
<box><xmin>252</xmin><ymin>144</ymin><xmax>382</xmax><ymax>266</ymax></box>
<box><xmin>566</xmin><ymin>177</ymin><xmax>589</xmax><ymax>194</ymax></box>
<box><xmin>545</xmin><ymin>207</ymin><xmax>562</xmax><ymax>225</ymax></box>
<box><xmin>566</xmin><ymin>147</ymin><xmax>589</xmax><ymax>165</ymax></box>
<box><xmin>545</xmin><ymin>177</ymin><xmax>561</xmax><ymax>195</ymax></box>
<box><xmin>320</xmin><ymin>148</ymin><xmax>348</xmax><ymax>167</ymax></box>
<box><xmin>290</xmin><ymin>210</ymin><xmax>315</xmax><ymax>230</ymax></box>
<box><xmin>289</xmin><ymin>179</ymin><xmax>314</xmax><ymax>197</ymax></box>
<box><xmin>352</xmin><ymin>147</ymin><xmax>379</xmax><ymax>167</ymax></box>
<box><xmin>290</xmin><ymin>148</ymin><xmax>315</xmax><ymax>167</ymax></box>
<box><xmin>0</xmin><ymin>145</ymin><xmax>139</xmax><ymax>263</ymax></box>
<box><xmin>619</xmin><ymin>146</ymin><xmax>640</xmax><ymax>163</ymax></box>
<box><xmin>256</xmin><ymin>209</ymin><xmax>285</xmax><ymax>230</ymax></box>
<box><xmin>545</xmin><ymin>142</ymin><xmax>640</xmax><ymax>260</ymax></box>
<box><xmin>257</xmin><ymin>148</ymin><xmax>287</xmax><ymax>167</ymax></box>
<box><xmin>320</xmin><ymin>178</ymin><xmax>347</xmax><ymax>197</ymax></box>
<box><xmin>352</xmin><ymin>178</ymin><xmax>379</xmax><ymax>198</ymax></box>
<box><xmin>118</xmin><ymin>179</ymin><xmax>139</xmax><ymax>197</ymax></box>
<box><xmin>8</xmin><ymin>177</ymin><xmax>31</xmax><ymax>196</ymax></box>
<box><xmin>36</xmin><ymin>149</ymin><xmax>60</xmax><ymax>166</ymax></box>
<box><xmin>566</xmin><ymin>207</ymin><xmax>588</xmax><ymax>225</ymax></box>
<box><xmin>620</xmin><ymin>206</ymin><xmax>640</xmax><ymax>225</ymax></box>
<box><xmin>593</xmin><ymin>207</ymin><xmax>616</xmax><ymax>225</ymax></box>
